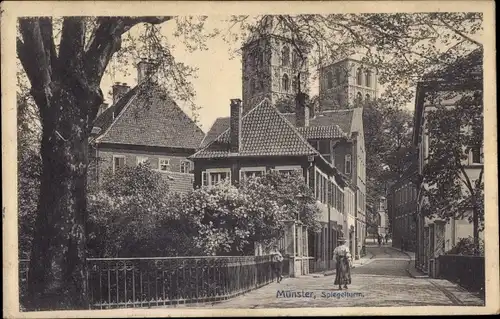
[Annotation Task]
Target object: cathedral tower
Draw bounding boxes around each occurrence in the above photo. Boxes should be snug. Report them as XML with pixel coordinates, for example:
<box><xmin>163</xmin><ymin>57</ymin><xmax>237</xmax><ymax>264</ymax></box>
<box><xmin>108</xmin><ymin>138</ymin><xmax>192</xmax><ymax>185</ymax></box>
<box><xmin>242</xmin><ymin>18</ymin><xmax>310</xmax><ymax>113</ymax></box>
<box><xmin>318</xmin><ymin>58</ymin><xmax>379</xmax><ymax>110</ymax></box>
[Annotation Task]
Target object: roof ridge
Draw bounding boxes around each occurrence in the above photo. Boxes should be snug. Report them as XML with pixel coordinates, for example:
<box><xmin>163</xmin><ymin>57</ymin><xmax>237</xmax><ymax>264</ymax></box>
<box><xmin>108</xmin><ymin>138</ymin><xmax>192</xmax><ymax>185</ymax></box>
<box><xmin>95</xmin><ymin>89</ymin><xmax>141</xmax><ymax>143</ymax></box>
<box><xmin>270</xmin><ymin>103</ymin><xmax>320</xmax><ymax>155</ymax></box>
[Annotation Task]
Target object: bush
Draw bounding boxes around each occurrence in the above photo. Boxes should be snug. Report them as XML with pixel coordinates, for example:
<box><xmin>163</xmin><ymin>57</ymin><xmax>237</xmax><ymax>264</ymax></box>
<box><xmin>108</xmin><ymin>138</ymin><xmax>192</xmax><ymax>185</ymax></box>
<box><xmin>445</xmin><ymin>236</ymin><xmax>484</xmax><ymax>256</ymax></box>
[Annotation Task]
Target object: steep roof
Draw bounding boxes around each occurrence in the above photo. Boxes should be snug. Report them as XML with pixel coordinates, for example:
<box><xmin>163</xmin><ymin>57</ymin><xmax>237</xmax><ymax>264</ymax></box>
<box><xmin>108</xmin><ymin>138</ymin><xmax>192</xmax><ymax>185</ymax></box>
<box><xmin>200</xmin><ymin>117</ymin><xmax>230</xmax><ymax>148</ymax></box>
<box><xmin>94</xmin><ymin>83</ymin><xmax>205</xmax><ymax>149</ymax></box>
<box><xmin>190</xmin><ymin>99</ymin><xmax>319</xmax><ymax>159</ymax></box>
<box><xmin>283</xmin><ymin>109</ymin><xmax>356</xmax><ymax>135</ymax></box>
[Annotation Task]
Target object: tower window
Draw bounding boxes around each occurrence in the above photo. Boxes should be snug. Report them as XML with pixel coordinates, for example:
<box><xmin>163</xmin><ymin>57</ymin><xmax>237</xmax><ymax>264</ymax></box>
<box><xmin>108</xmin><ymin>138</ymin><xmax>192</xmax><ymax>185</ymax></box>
<box><xmin>282</xmin><ymin>46</ymin><xmax>290</xmax><ymax>66</ymax></box>
<box><xmin>356</xmin><ymin>68</ymin><xmax>363</xmax><ymax>86</ymax></box>
<box><xmin>327</xmin><ymin>71</ymin><xmax>334</xmax><ymax>89</ymax></box>
<box><xmin>282</xmin><ymin>74</ymin><xmax>290</xmax><ymax>92</ymax></box>
<box><xmin>356</xmin><ymin>92</ymin><xmax>363</xmax><ymax>102</ymax></box>
<box><xmin>292</xmin><ymin>50</ymin><xmax>299</xmax><ymax>68</ymax></box>
<box><xmin>365</xmin><ymin>70</ymin><xmax>372</xmax><ymax>87</ymax></box>
<box><xmin>335</xmin><ymin>69</ymin><xmax>341</xmax><ymax>85</ymax></box>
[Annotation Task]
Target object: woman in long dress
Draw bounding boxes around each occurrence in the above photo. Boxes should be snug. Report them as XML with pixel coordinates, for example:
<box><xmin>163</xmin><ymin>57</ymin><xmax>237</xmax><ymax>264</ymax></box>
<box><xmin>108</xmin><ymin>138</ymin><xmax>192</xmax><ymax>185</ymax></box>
<box><xmin>333</xmin><ymin>237</ymin><xmax>352</xmax><ymax>290</ymax></box>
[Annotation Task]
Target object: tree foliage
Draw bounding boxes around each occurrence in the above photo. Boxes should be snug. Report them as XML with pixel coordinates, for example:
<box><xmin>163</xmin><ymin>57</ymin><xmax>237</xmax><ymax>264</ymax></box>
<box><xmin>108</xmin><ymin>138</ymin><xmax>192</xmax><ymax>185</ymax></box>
<box><xmin>421</xmin><ymin>86</ymin><xmax>484</xmax><ymax>237</ymax></box>
<box><xmin>362</xmin><ymin>98</ymin><xmax>415</xmax><ymax>210</ymax></box>
<box><xmin>87</xmin><ymin>164</ymin><xmax>201</xmax><ymax>257</ymax></box>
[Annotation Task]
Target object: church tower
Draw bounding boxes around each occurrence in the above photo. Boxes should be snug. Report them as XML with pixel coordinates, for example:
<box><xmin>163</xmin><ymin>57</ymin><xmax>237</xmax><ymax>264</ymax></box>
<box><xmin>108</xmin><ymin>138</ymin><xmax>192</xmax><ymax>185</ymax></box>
<box><xmin>242</xmin><ymin>18</ymin><xmax>310</xmax><ymax>113</ymax></box>
<box><xmin>318</xmin><ymin>58</ymin><xmax>379</xmax><ymax>110</ymax></box>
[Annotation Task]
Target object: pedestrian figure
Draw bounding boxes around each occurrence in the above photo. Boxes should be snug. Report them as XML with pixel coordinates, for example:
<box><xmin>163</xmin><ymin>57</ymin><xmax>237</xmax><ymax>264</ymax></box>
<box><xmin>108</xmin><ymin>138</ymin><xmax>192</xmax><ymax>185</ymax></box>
<box><xmin>271</xmin><ymin>245</ymin><xmax>283</xmax><ymax>283</ymax></box>
<box><xmin>385</xmin><ymin>234</ymin><xmax>389</xmax><ymax>244</ymax></box>
<box><xmin>333</xmin><ymin>237</ymin><xmax>352</xmax><ymax>290</ymax></box>
<box><xmin>377</xmin><ymin>235</ymin><xmax>382</xmax><ymax>247</ymax></box>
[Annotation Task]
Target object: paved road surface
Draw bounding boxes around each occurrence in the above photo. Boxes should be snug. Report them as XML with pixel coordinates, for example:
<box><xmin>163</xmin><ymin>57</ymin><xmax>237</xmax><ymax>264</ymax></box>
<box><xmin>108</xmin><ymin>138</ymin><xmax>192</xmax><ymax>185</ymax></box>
<box><xmin>170</xmin><ymin>245</ymin><xmax>484</xmax><ymax>308</ymax></box>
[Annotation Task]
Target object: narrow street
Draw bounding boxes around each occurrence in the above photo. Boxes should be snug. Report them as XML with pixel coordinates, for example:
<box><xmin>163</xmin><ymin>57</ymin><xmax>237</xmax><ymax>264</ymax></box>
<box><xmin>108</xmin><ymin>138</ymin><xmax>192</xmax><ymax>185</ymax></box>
<box><xmin>176</xmin><ymin>245</ymin><xmax>484</xmax><ymax>308</ymax></box>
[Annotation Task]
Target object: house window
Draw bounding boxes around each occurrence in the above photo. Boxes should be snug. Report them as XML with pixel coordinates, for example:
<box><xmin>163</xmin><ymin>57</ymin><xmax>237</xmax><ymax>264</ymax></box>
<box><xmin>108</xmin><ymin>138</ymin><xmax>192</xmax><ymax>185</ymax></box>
<box><xmin>202</xmin><ymin>171</ymin><xmax>208</xmax><ymax>186</ymax></box>
<box><xmin>282</xmin><ymin>74</ymin><xmax>290</xmax><ymax>92</ymax></box>
<box><xmin>113</xmin><ymin>155</ymin><xmax>125</xmax><ymax>173</ymax></box>
<box><xmin>240</xmin><ymin>167</ymin><xmax>266</xmax><ymax>180</ymax></box>
<box><xmin>274</xmin><ymin>165</ymin><xmax>302</xmax><ymax>175</ymax></box>
<box><xmin>282</xmin><ymin>46</ymin><xmax>290</xmax><ymax>66</ymax></box>
<box><xmin>327</xmin><ymin>71</ymin><xmax>334</xmax><ymax>89</ymax></box>
<box><xmin>205</xmin><ymin>168</ymin><xmax>231</xmax><ymax>186</ymax></box>
<box><xmin>136</xmin><ymin>156</ymin><xmax>149</xmax><ymax>166</ymax></box>
<box><xmin>180</xmin><ymin>161</ymin><xmax>191</xmax><ymax>173</ymax></box>
<box><xmin>159</xmin><ymin>158</ymin><xmax>171</xmax><ymax>172</ymax></box>
<box><xmin>356</xmin><ymin>68</ymin><xmax>363</xmax><ymax>85</ymax></box>
<box><xmin>345</xmin><ymin>154</ymin><xmax>352</xmax><ymax>174</ymax></box>
<box><xmin>470</xmin><ymin>146</ymin><xmax>482</xmax><ymax>164</ymax></box>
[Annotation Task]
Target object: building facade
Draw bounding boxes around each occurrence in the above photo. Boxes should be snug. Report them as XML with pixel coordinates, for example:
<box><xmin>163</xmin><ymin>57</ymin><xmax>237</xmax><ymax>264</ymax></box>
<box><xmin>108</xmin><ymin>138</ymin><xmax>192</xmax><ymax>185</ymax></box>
<box><xmin>190</xmin><ymin>97</ymin><xmax>351</xmax><ymax>276</ymax></box>
<box><xmin>241</xmin><ymin>17</ymin><xmax>310</xmax><ymax>113</ymax></box>
<box><xmin>318</xmin><ymin>58</ymin><xmax>379</xmax><ymax>110</ymax></box>
<box><xmin>89</xmin><ymin>60</ymin><xmax>205</xmax><ymax>194</ymax></box>
<box><xmin>388</xmin><ymin>164</ymin><xmax>418</xmax><ymax>252</ymax></box>
<box><xmin>413</xmin><ymin>49</ymin><xmax>483</xmax><ymax>277</ymax></box>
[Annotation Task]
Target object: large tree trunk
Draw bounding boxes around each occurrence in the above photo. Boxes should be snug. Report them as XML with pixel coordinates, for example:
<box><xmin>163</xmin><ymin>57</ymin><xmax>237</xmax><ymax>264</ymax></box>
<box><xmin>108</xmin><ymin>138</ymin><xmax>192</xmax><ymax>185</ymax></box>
<box><xmin>27</xmin><ymin>85</ymin><xmax>96</xmax><ymax>310</ymax></box>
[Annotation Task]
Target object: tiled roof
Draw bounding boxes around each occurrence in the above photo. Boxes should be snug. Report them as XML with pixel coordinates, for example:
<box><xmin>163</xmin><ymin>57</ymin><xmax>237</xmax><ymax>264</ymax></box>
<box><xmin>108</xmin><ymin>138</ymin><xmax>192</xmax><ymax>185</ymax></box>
<box><xmin>199</xmin><ymin>117</ymin><xmax>230</xmax><ymax>148</ymax></box>
<box><xmin>162</xmin><ymin>172</ymin><xmax>194</xmax><ymax>195</ymax></box>
<box><xmin>190</xmin><ymin>99</ymin><xmax>319</xmax><ymax>159</ymax></box>
<box><xmin>297</xmin><ymin>125</ymin><xmax>347</xmax><ymax>140</ymax></box>
<box><xmin>283</xmin><ymin>109</ymin><xmax>354</xmax><ymax>135</ymax></box>
<box><xmin>94</xmin><ymin>83</ymin><xmax>205</xmax><ymax>150</ymax></box>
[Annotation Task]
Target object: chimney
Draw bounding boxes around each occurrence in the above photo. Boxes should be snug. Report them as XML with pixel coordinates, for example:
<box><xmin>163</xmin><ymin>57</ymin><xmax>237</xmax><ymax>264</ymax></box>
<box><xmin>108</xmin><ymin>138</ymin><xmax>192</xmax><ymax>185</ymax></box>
<box><xmin>230</xmin><ymin>98</ymin><xmax>243</xmax><ymax>153</ymax></box>
<box><xmin>137</xmin><ymin>58</ymin><xmax>158</xmax><ymax>84</ymax></box>
<box><xmin>112</xmin><ymin>82</ymin><xmax>130</xmax><ymax>105</ymax></box>
<box><xmin>295</xmin><ymin>92</ymin><xmax>310</xmax><ymax>127</ymax></box>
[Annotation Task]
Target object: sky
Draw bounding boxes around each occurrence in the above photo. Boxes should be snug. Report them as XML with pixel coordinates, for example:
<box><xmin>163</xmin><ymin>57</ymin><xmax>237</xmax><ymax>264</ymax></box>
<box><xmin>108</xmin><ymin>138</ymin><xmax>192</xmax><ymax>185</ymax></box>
<box><xmin>96</xmin><ymin>15</ymin><xmax>480</xmax><ymax>133</ymax></box>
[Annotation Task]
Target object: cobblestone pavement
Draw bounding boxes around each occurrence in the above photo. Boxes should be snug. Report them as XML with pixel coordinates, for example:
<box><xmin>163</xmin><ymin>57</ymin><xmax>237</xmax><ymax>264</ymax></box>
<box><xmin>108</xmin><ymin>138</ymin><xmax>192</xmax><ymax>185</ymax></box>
<box><xmin>171</xmin><ymin>246</ymin><xmax>484</xmax><ymax>309</ymax></box>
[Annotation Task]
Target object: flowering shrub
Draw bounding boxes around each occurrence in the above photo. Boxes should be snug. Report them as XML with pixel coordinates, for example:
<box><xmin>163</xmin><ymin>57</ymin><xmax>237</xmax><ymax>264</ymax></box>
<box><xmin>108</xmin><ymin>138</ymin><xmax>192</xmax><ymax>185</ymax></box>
<box><xmin>445</xmin><ymin>236</ymin><xmax>484</xmax><ymax>256</ymax></box>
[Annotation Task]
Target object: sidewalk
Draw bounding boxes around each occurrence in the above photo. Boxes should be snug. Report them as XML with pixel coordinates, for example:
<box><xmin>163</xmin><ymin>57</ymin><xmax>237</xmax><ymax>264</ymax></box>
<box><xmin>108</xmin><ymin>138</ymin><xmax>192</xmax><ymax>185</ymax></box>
<box><xmin>387</xmin><ymin>246</ymin><xmax>428</xmax><ymax>278</ymax></box>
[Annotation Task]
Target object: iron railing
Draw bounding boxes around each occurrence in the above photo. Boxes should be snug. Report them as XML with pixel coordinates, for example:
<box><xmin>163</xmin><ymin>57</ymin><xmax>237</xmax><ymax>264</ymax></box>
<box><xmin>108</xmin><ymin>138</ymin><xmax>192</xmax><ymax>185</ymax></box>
<box><xmin>437</xmin><ymin>254</ymin><xmax>485</xmax><ymax>296</ymax></box>
<box><xmin>20</xmin><ymin>255</ymin><xmax>283</xmax><ymax>309</ymax></box>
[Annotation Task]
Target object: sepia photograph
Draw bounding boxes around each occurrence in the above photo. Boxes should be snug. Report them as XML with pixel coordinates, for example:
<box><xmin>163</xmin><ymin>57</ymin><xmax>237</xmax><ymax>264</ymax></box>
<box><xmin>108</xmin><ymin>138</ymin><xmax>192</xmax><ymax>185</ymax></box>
<box><xmin>2</xmin><ymin>1</ymin><xmax>498</xmax><ymax>317</ymax></box>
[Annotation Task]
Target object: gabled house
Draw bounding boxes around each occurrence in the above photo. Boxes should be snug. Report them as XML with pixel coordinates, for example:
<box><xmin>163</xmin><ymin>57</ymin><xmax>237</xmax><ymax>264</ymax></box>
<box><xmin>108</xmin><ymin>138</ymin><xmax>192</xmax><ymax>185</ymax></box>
<box><xmin>190</xmin><ymin>95</ymin><xmax>358</xmax><ymax>275</ymax></box>
<box><xmin>89</xmin><ymin>60</ymin><xmax>205</xmax><ymax>195</ymax></box>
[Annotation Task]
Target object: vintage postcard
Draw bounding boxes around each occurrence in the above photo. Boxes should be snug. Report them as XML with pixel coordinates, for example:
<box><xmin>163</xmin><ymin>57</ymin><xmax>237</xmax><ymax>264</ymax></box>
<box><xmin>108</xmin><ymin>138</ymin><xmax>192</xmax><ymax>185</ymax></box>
<box><xmin>2</xmin><ymin>1</ymin><xmax>498</xmax><ymax>318</ymax></box>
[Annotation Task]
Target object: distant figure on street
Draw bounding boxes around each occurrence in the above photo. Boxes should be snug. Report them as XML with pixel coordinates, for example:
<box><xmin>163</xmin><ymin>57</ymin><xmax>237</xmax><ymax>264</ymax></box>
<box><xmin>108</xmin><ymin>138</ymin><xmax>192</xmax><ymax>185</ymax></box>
<box><xmin>333</xmin><ymin>237</ymin><xmax>352</xmax><ymax>290</ymax></box>
<box><xmin>271</xmin><ymin>245</ymin><xmax>283</xmax><ymax>283</ymax></box>
<box><xmin>377</xmin><ymin>235</ymin><xmax>382</xmax><ymax>247</ymax></box>
<box><xmin>385</xmin><ymin>234</ymin><xmax>389</xmax><ymax>244</ymax></box>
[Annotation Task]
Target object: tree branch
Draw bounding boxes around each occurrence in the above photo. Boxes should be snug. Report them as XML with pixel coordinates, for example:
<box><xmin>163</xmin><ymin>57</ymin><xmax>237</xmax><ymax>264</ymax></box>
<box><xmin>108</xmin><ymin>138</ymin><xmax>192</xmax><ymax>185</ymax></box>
<box><xmin>84</xmin><ymin>16</ymin><xmax>172</xmax><ymax>83</ymax></box>
<box><xmin>437</xmin><ymin>17</ymin><xmax>483</xmax><ymax>48</ymax></box>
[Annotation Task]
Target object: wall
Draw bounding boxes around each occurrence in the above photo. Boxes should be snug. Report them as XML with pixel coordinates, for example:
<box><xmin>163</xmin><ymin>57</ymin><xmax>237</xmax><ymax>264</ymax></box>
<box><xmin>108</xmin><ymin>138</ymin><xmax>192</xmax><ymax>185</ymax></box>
<box><xmin>95</xmin><ymin>144</ymin><xmax>194</xmax><ymax>183</ymax></box>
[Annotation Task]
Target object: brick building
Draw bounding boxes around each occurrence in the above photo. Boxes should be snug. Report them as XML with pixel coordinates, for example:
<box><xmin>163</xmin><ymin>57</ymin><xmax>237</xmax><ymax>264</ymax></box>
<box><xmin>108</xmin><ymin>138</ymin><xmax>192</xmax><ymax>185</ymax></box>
<box><xmin>190</xmin><ymin>96</ymin><xmax>355</xmax><ymax>275</ymax></box>
<box><xmin>387</xmin><ymin>163</ymin><xmax>418</xmax><ymax>252</ymax></box>
<box><xmin>89</xmin><ymin>60</ymin><xmax>205</xmax><ymax>194</ymax></box>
